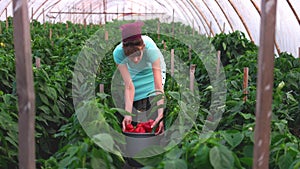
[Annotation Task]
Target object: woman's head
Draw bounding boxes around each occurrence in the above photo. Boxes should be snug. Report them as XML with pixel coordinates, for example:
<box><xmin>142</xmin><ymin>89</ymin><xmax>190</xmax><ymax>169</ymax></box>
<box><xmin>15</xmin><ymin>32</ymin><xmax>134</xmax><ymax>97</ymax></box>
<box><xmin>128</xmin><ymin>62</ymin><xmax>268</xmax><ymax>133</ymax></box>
<box><xmin>123</xmin><ymin>39</ymin><xmax>145</xmax><ymax>63</ymax></box>
<box><xmin>120</xmin><ymin>21</ymin><xmax>145</xmax><ymax>63</ymax></box>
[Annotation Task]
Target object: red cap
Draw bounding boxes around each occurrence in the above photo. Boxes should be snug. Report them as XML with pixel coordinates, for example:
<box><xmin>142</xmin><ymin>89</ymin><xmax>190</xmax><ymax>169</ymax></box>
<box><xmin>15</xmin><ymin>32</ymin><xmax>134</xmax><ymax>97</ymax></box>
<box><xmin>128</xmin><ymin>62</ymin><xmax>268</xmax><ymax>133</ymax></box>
<box><xmin>120</xmin><ymin>21</ymin><xmax>144</xmax><ymax>42</ymax></box>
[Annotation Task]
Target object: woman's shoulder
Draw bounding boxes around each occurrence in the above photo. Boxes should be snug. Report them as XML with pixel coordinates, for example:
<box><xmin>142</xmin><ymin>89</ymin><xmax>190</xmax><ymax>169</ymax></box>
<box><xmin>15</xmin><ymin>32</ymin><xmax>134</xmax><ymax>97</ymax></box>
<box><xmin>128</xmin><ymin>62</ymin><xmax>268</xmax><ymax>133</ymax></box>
<box><xmin>142</xmin><ymin>35</ymin><xmax>157</xmax><ymax>48</ymax></box>
<box><xmin>113</xmin><ymin>43</ymin><xmax>123</xmax><ymax>53</ymax></box>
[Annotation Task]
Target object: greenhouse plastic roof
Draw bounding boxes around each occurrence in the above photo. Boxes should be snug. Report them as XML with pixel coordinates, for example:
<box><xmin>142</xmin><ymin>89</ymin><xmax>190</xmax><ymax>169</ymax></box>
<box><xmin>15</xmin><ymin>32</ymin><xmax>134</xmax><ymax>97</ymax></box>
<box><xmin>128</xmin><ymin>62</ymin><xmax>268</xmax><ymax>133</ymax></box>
<box><xmin>1</xmin><ymin>0</ymin><xmax>299</xmax><ymax>57</ymax></box>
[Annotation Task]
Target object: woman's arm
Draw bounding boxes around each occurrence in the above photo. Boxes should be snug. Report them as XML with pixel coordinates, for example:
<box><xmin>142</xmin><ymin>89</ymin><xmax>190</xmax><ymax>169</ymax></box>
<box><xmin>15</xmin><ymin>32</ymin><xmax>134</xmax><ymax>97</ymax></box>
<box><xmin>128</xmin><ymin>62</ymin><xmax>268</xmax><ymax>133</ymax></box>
<box><xmin>151</xmin><ymin>59</ymin><xmax>164</xmax><ymax>134</ymax></box>
<box><xmin>117</xmin><ymin>64</ymin><xmax>135</xmax><ymax>131</ymax></box>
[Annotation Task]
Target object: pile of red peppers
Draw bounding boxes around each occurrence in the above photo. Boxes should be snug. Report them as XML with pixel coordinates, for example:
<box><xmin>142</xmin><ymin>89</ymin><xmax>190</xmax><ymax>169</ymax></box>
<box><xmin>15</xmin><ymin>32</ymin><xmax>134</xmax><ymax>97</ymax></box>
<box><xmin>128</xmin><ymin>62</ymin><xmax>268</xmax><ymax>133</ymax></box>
<box><xmin>124</xmin><ymin>119</ymin><xmax>158</xmax><ymax>133</ymax></box>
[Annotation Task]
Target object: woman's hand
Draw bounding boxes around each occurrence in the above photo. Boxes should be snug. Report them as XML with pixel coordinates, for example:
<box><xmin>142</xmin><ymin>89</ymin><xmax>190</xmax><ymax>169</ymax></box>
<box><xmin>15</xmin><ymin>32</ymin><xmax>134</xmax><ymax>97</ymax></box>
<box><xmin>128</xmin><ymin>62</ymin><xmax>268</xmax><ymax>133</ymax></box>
<box><xmin>122</xmin><ymin>115</ymin><xmax>132</xmax><ymax>132</ymax></box>
<box><xmin>151</xmin><ymin>117</ymin><xmax>164</xmax><ymax>135</ymax></box>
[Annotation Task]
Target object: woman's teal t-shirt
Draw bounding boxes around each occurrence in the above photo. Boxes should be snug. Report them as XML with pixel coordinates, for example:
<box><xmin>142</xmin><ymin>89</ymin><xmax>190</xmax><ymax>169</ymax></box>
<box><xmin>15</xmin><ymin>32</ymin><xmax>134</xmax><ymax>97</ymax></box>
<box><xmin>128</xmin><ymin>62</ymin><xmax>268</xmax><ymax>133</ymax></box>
<box><xmin>113</xmin><ymin>35</ymin><xmax>165</xmax><ymax>101</ymax></box>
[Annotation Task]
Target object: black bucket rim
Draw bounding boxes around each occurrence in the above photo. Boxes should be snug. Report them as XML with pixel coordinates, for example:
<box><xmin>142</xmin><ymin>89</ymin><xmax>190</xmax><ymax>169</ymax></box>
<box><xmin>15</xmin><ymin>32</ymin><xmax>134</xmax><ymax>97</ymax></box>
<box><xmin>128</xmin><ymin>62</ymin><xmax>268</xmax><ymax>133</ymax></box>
<box><xmin>122</xmin><ymin>131</ymin><xmax>155</xmax><ymax>138</ymax></box>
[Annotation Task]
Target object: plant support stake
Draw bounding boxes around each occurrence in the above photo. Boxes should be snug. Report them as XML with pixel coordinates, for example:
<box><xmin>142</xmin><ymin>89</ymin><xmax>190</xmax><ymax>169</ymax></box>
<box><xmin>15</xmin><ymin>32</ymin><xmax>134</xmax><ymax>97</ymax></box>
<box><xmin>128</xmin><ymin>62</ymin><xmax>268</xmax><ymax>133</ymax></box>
<box><xmin>216</xmin><ymin>50</ymin><xmax>221</xmax><ymax>74</ymax></box>
<box><xmin>105</xmin><ymin>31</ymin><xmax>109</xmax><ymax>41</ymax></box>
<box><xmin>36</xmin><ymin>58</ymin><xmax>41</xmax><ymax>69</ymax></box>
<box><xmin>243</xmin><ymin>67</ymin><xmax>249</xmax><ymax>102</ymax></box>
<box><xmin>171</xmin><ymin>49</ymin><xmax>174</xmax><ymax>77</ymax></box>
<box><xmin>99</xmin><ymin>84</ymin><xmax>104</xmax><ymax>93</ymax></box>
<box><xmin>253</xmin><ymin>0</ymin><xmax>277</xmax><ymax>169</ymax></box>
<box><xmin>190</xmin><ymin>64</ymin><xmax>196</xmax><ymax>93</ymax></box>
<box><xmin>13</xmin><ymin>0</ymin><xmax>36</xmax><ymax>168</ymax></box>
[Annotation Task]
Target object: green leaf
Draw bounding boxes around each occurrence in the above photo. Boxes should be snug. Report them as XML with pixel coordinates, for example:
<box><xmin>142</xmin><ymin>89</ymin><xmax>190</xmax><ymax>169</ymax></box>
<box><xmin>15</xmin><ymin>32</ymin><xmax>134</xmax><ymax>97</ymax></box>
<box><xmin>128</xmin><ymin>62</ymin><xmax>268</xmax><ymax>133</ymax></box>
<box><xmin>221</xmin><ymin>130</ymin><xmax>244</xmax><ymax>149</ymax></box>
<box><xmin>209</xmin><ymin>145</ymin><xmax>234</xmax><ymax>169</ymax></box>
<box><xmin>38</xmin><ymin>93</ymin><xmax>49</xmax><ymax>106</ymax></box>
<box><xmin>288</xmin><ymin>159</ymin><xmax>300</xmax><ymax>169</ymax></box>
<box><xmin>165</xmin><ymin>147</ymin><xmax>182</xmax><ymax>160</ymax></box>
<box><xmin>134</xmin><ymin>145</ymin><xmax>165</xmax><ymax>166</ymax></box>
<box><xmin>111</xmin><ymin>108</ymin><xmax>135</xmax><ymax>116</ymax></box>
<box><xmin>58</xmin><ymin>156</ymin><xmax>78</xmax><ymax>168</ymax></box>
<box><xmin>240</xmin><ymin>157</ymin><xmax>253</xmax><ymax>167</ymax></box>
<box><xmin>279</xmin><ymin>152</ymin><xmax>294</xmax><ymax>169</ymax></box>
<box><xmin>194</xmin><ymin>144</ymin><xmax>213</xmax><ymax>168</ymax></box>
<box><xmin>92</xmin><ymin>133</ymin><xmax>115</xmax><ymax>152</ymax></box>
<box><xmin>91</xmin><ymin>157</ymin><xmax>107</xmax><ymax>169</ymax></box>
<box><xmin>38</xmin><ymin>105</ymin><xmax>51</xmax><ymax>114</ymax></box>
<box><xmin>45</xmin><ymin>87</ymin><xmax>57</xmax><ymax>101</ymax></box>
<box><xmin>164</xmin><ymin>159</ymin><xmax>187</xmax><ymax>169</ymax></box>
<box><xmin>167</xmin><ymin>91</ymin><xmax>180</xmax><ymax>101</ymax></box>
<box><xmin>66</xmin><ymin>146</ymin><xmax>79</xmax><ymax>157</ymax></box>
<box><xmin>286</xmin><ymin>93</ymin><xmax>297</xmax><ymax>103</ymax></box>
<box><xmin>239</xmin><ymin>112</ymin><xmax>254</xmax><ymax>120</ymax></box>
<box><xmin>222</xmin><ymin>42</ymin><xmax>226</xmax><ymax>50</ymax></box>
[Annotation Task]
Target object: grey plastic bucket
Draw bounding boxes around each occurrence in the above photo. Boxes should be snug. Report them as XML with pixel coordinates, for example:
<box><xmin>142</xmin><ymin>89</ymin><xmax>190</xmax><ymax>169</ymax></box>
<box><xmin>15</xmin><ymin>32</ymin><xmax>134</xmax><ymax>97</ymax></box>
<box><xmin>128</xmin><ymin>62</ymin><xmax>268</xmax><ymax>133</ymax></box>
<box><xmin>123</xmin><ymin>132</ymin><xmax>161</xmax><ymax>167</ymax></box>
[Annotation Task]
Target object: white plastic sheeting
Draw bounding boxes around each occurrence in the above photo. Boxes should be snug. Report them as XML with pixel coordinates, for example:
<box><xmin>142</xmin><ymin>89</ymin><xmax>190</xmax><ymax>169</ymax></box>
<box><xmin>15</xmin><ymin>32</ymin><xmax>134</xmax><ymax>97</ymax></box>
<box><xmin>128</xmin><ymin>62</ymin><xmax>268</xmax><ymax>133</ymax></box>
<box><xmin>0</xmin><ymin>0</ymin><xmax>299</xmax><ymax>57</ymax></box>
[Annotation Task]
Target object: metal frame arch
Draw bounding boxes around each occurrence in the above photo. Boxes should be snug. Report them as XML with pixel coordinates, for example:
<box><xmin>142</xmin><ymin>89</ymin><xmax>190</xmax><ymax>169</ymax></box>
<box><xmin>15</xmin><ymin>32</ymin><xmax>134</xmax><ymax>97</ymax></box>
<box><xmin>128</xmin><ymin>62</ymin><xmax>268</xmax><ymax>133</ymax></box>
<box><xmin>228</xmin><ymin>0</ymin><xmax>254</xmax><ymax>42</ymax></box>
<box><xmin>173</xmin><ymin>0</ymin><xmax>195</xmax><ymax>26</ymax></box>
<box><xmin>189</xmin><ymin>0</ymin><xmax>215</xmax><ymax>36</ymax></box>
<box><xmin>202</xmin><ymin>0</ymin><xmax>222</xmax><ymax>33</ymax></box>
<box><xmin>214</xmin><ymin>0</ymin><xmax>234</xmax><ymax>32</ymax></box>
<box><xmin>30</xmin><ymin>0</ymin><xmax>50</xmax><ymax>20</ymax></box>
<box><xmin>287</xmin><ymin>0</ymin><xmax>300</xmax><ymax>25</ymax></box>
<box><xmin>179</xmin><ymin>0</ymin><xmax>201</xmax><ymax>33</ymax></box>
<box><xmin>250</xmin><ymin>0</ymin><xmax>281</xmax><ymax>55</ymax></box>
<box><xmin>0</xmin><ymin>0</ymin><xmax>12</xmax><ymax>18</ymax></box>
<box><xmin>186</xmin><ymin>0</ymin><xmax>209</xmax><ymax>36</ymax></box>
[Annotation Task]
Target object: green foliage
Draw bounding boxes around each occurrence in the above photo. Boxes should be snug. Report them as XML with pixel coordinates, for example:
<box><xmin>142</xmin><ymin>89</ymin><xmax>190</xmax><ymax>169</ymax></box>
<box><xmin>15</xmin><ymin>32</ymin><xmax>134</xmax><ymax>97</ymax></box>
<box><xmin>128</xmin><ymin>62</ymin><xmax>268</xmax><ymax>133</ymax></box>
<box><xmin>210</xmin><ymin>30</ymin><xmax>258</xmax><ymax>66</ymax></box>
<box><xmin>0</xmin><ymin>18</ymin><xmax>299</xmax><ymax>169</ymax></box>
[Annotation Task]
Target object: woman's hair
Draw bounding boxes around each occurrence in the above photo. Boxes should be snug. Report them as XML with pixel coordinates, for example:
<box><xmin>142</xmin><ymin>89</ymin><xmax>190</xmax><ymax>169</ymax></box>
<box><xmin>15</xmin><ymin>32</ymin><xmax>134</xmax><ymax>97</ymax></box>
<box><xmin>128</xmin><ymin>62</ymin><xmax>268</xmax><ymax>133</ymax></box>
<box><xmin>123</xmin><ymin>38</ymin><xmax>145</xmax><ymax>57</ymax></box>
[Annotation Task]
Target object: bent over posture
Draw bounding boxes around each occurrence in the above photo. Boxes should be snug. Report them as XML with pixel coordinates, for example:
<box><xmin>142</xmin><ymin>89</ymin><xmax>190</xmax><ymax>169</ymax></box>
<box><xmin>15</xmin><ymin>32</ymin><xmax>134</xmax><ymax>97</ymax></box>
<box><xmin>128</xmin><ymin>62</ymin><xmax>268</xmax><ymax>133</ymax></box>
<box><xmin>113</xmin><ymin>21</ymin><xmax>166</xmax><ymax>135</ymax></box>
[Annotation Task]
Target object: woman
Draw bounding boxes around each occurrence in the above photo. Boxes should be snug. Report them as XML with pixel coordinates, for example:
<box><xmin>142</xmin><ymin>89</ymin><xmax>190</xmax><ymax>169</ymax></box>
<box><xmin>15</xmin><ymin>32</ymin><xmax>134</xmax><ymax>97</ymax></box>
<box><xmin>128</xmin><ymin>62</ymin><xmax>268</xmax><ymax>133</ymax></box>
<box><xmin>113</xmin><ymin>21</ymin><xmax>166</xmax><ymax>135</ymax></box>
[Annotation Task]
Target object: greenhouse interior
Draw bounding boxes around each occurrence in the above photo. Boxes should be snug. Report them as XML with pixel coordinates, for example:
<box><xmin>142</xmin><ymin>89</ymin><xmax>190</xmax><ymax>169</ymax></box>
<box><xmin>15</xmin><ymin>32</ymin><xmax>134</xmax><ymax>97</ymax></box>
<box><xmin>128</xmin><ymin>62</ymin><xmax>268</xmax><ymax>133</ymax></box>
<box><xmin>0</xmin><ymin>0</ymin><xmax>299</xmax><ymax>169</ymax></box>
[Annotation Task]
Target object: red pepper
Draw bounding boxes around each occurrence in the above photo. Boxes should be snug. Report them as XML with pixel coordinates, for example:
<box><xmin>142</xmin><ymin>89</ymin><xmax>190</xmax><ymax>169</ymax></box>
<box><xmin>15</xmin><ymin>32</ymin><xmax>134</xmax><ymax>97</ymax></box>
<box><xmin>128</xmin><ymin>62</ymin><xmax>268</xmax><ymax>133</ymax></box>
<box><xmin>134</xmin><ymin>126</ymin><xmax>146</xmax><ymax>133</ymax></box>
<box><xmin>124</xmin><ymin>119</ymin><xmax>157</xmax><ymax>133</ymax></box>
<box><xmin>125</xmin><ymin>123</ymin><xmax>135</xmax><ymax>132</ymax></box>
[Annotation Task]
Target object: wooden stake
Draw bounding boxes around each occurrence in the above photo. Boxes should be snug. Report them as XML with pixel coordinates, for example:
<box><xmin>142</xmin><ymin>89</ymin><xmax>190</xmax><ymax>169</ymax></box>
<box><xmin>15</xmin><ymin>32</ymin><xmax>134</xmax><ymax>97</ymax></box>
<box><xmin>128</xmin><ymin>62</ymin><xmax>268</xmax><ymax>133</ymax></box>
<box><xmin>190</xmin><ymin>64</ymin><xmax>196</xmax><ymax>93</ymax></box>
<box><xmin>172</xmin><ymin>9</ymin><xmax>175</xmax><ymax>37</ymax></box>
<box><xmin>222</xmin><ymin>22</ymin><xmax>226</xmax><ymax>33</ymax></box>
<box><xmin>209</xmin><ymin>21</ymin><xmax>213</xmax><ymax>37</ymax></box>
<box><xmin>163</xmin><ymin>41</ymin><xmax>166</xmax><ymax>50</ymax></box>
<box><xmin>253</xmin><ymin>0</ymin><xmax>277</xmax><ymax>168</ymax></box>
<box><xmin>31</xmin><ymin>7</ymin><xmax>33</xmax><ymax>21</ymax></box>
<box><xmin>189</xmin><ymin>45</ymin><xmax>192</xmax><ymax>60</ymax></box>
<box><xmin>12</xmin><ymin>0</ymin><xmax>36</xmax><ymax>168</ymax></box>
<box><xmin>103</xmin><ymin>0</ymin><xmax>107</xmax><ymax>23</ymax></box>
<box><xmin>49</xmin><ymin>28</ymin><xmax>52</xmax><ymax>40</ymax></box>
<box><xmin>42</xmin><ymin>8</ymin><xmax>45</xmax><ymax>24</ymax></box>
<box><xmin>171</xmin><ymin>49</ymin><xmax>174</xmax><ymax>77</ymax></box>
<box><xmin>157</xmin><ymin>20</ymin><xmax>160</xmax><ymax>40</ymax></box>
<box><xmin>216</xmin><ymin>50</ymin><xmax>221</xmax><ymax>74</ymax></box>
<box><xmin>6</xmin><ymin>8</ymin><xmax>8</xmax><ymax>29</ymax></box>
<box><xmin>99</xmin><ymin>84</ymin><xmax>104</xmax><ymax>93</ymax></box>
<box><xmin>105</xmin><ymin>31</ymin><xmax>108</xmax><ymax>41</ymax></box>
<box><xmin>298</xmin><ymin>47</ymin><xmax>300</xmax><ymax>59</ymax></box>
<box><xmin>83</xmin><ymin>18</ymin><xmax>87</xmax><ymax>29</ymax></box>
<box><xmin>192</xmin><ymin>20</ymin><xmax>195</xmax><ymax>36</ymax></box>
<box><xmin>243</xmin><ymin>67</ymin><xmax>249</xmax><ymax>102</ymax></box>
<box><xmin>36</xmin><ymin>58</ymin><xmax>41</xmax><ymax>68</ymax></box>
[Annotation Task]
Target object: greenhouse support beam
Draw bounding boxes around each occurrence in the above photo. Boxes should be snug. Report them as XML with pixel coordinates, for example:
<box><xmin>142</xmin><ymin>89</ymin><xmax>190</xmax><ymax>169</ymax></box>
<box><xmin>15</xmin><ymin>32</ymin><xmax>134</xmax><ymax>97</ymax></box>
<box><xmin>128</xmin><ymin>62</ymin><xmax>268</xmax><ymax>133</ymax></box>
<box><xmin>49</xmin><ymin>11</ymin><xmax>166</xmax><ymax>15</ymax></box>
<box><xmin>12</xmin><ymin>0</ymin><xmax>36</xmax><ymax>169</ymax></box>
<box><xmin>253</xmin><ymin>0</ymin><xmax>277</xmax><ymax>169</ymax></box>
<box><xmin>202</xmin><ymin>0</ymin><xmax>222</xmax><ymax>32</ymax></box>
<box><xmin>214</xmin><ymin>0</ymin><xmax>234</xmax><ymax>32</ymax></box>
<box><xmin>189</xmin><ymin>0</ymin><xmax>215</xmax><ymax>36</ymax></box>
<box><xmin>250</xmin><ymin>0</ymin><xmax>281</xmax><ymax>55</ymax></box>
<box><xmin>0</xmin><ymin>1</ymin><xmax>12</xmax><ymax>17</ymax></box>
<box><xmin>228</xmin><ymin>0</ymin><xmax>254</xmax><ymax>42</ymax></box>
<box><xmin>287</xmin><ymin>0</ymin><xmax>300</xmax><ymax>25</ymax></box>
